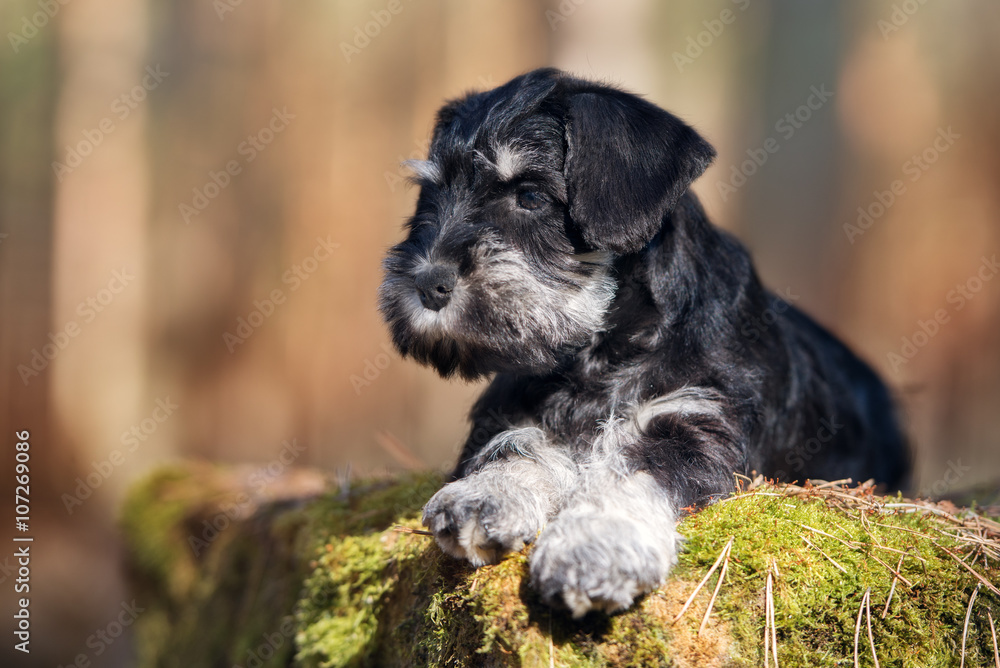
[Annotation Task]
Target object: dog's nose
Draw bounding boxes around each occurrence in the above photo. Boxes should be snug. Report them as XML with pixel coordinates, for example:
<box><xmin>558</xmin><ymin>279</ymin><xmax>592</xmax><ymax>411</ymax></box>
<box><xmin>414</xmin><ymin>265</ymin><xmax>458</xmax><ymax>311</ymax></box>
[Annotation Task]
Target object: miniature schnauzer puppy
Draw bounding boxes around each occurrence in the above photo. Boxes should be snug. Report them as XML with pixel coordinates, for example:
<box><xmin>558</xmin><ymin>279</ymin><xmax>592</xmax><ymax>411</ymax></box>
<box><xmin>379</xmin><ymin>68</ymin><xmax>908</xmax><ymax>617</ymax></box>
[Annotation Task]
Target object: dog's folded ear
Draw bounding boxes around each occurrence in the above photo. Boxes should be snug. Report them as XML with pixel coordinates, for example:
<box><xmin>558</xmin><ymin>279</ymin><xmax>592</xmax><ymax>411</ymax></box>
<box><xmin>563</xmin><ymin>85</ymin><xmax>716</xmax><ymax>254</ymax></box>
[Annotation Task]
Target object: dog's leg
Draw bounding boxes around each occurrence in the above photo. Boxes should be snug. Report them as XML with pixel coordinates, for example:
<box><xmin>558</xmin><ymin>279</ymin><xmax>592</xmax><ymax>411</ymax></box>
<box><xmin>530</xmin><ymin>388</ymin><xmax>743</xmax><ymax>617</ymax></box>
<box><xmin>422</xmin><ymin>427</ymin><xmax>577</xmax><ymax>566</ymax></box>
<box><xmin>528</xmin><ymin>420</ymin><xmax>680</xmax><ymax>617</ymax></box>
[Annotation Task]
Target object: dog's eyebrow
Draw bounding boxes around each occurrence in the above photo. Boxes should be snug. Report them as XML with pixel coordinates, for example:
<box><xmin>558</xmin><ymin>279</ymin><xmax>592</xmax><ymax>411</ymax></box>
<box><xmin>494</xmin><ymin>145</ymin><xmax>524</xmax><ymax>180</ymax></box>
<box><xmin>475</xmin><ymin>144</ymin><xmax>539</xmax><ymax>181</ymax></box>
<box><xmin>401</xmin><ymin>159</ymin><xmax>443</xmax><ymax>186</ymax></box>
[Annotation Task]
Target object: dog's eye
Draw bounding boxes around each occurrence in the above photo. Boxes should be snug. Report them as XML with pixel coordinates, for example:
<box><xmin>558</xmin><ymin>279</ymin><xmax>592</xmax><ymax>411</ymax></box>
<box><xmin>516</xmin><ymin>189</ymin><xmax>545</xmax><ymax>211</ymax></box>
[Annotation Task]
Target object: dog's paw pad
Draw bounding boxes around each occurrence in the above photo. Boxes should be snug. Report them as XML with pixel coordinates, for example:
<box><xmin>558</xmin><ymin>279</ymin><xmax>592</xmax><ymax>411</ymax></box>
<box><xmin>529</xmin><ymin>513</ymin><xmax>678</xmax><ymax>617</ymax></box>
<box><xmin>422</xmin><ymin>476</ymin><xmax>547</xmax><ymax>566</ymax></box>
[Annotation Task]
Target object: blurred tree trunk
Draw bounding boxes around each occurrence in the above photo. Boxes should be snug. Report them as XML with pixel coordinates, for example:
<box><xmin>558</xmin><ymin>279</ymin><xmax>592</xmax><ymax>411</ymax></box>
<box><xmin>0</xmin><ymin>4</ymin><xmax>62</xmax><ymax>665</ymax></box>
<box><xmin>0</xmin><ymin>4</ymin><xmax>59</xmax><ymax>488</ymax></box>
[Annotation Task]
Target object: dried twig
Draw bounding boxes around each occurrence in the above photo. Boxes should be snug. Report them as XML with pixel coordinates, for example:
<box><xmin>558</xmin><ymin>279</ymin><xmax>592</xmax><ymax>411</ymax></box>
<box><xmin>698</xmin><ymin>541</ymin><xmax>731</xmax><ymax>636</ymax></box>
<box><xmin>937</xmin><ymin>528</ymin><xmax>1000</xmax><ymax>559</ymax></box>
<box><xmin>764</xmin><ymin>560</ymin><xmax>779</xmax><ymax>668</ymax></box>
<box><xmin>764</xmin><ymin>568</ymin><xmax>773</xmax><ymax>667</ymax></box>
<box><xmin>800</xmin><ymin>523</ymin><xmax>859</xmax><ymax>551</ymax></box>
<box><xmin>865</xmin><ymin>587</ymin><xmax>880</xmax><ymax>668</ymax></box>
<box><xmin>885</xmin><ymin>502</ymin><xmax>967</xmax><ymax>523</ymax></box>
<box><xmin>854</xmin><ymin>589</ymin><xmax>867</xmax><ymax>668</ymax></box>
<box><xmin>869</xmin><ymin>542</ymin><xmax>928</xmax><ymax>564</ymax></box>
<box><xmin>336</xmin><ymin>462</ymin><xmax>352</xmax><ymax>501</ymax></box>
<box><xmin>392</xmin><ymin>525</ymin><xmax>433</xmax><ymax>536</ymax></box>
<box><xmin>770</xmin><ymin>570</ymin><xmax>779</xmax><ymax>667</ymax></box>
<box><xmin>674</xmin><ymin>536</ymin><xmax>734</xmax><ymax>623</ymax></box>
<box><xmin>802</xmin><ymin>535</ymin><xmax>847</xmax><ymax>574</ymax></box>
<box><xmin>869</xmin><ymin>521</ymin><xmax>938</xmax><ymax>541</ymax></box>
<box><xmin>934</xmin><ymin>541</ymin><xmax>1000</xmax><ymax>597</ymax></box>
<box><xmin>868</xmin><ymin>552</ymin><xmax>913</xmax><ymax>589</ymax></box>
<box><xmin>881</xmin><ymin>556</ymin><xmax>904</xmax><ymax>619</ymax></box>
<box><xmin>988</xmin><ymin>611</ymin><xmax>999</xmax><ymax>668</ymax></box>
<box><xmin>810</xmin><ymin>478</ymin><xmax>853</xmax><ymax>489</ymax></box>
<box><xmin>718</xmin><ymin>491</ymin><xmax>786</xmax><ymax>504</ymax></box>
<box><xmin>374</xmin><ymin>430</ymin><xmax>425</xmax><ymax>470</ymax></box>
<box><xmin>960</xmin><ymin>583</ymin><xmax>981</xmax><ymax>668</ymax></box>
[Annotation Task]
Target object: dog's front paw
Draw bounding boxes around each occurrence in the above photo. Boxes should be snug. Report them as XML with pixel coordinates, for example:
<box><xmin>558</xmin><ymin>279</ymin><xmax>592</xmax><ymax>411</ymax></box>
<box><xmin>422</xmin><ymin>473</ymin><xmax>551</xmax><ymax>566</ymax></box>
<box><xmin>529</xmin><ymin>511</ymin><xmax>680</xmax><ymax>617</ymax></box>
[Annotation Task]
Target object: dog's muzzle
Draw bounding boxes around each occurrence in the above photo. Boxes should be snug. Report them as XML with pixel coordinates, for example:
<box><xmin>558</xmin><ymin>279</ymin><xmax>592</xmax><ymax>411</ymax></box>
<box><xmin>413</xmin><ymin>264</ymin><xmax>458</xmax><ymax>311</ymax></box>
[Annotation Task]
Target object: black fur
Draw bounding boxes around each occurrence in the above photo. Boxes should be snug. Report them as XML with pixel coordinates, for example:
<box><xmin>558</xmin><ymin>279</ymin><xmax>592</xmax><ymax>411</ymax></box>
<box><xmin>378</xmin><ymin>68</ymin><xmax>909</xmax><ymax>612</ymax></box>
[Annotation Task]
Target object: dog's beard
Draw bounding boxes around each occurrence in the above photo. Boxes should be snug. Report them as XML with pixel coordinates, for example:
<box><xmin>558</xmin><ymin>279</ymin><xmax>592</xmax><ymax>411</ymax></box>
<box><xmin>379</xmin><ymin>248</ymin><xmax>616</xmax><ymax>380</ymax></box>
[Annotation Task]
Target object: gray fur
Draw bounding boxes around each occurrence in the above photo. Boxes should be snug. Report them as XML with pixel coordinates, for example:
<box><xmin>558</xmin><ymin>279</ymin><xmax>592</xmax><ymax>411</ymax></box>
<box><xmin>632</xmin><ymin>386</ymin><xmax>724</xmax><ymax>432</ymax></box>
<box><xmin>379</xmin><ymin>234</ymin><xmax>615</xmax><ymax>366</ymax></box>
<box><xmin>529</xmin><ymin>417</ymin><xmax>680</xmax><ymax>617</ymax></box>
<box><xmin>422</xmin><ymin>428</ymin><xmax>577</xmax><ymax>566</ymax></box>
<box><xmin>401</xmin><ymin>159</ymin><xmax>442</xmax><ymax>185</ymax></box>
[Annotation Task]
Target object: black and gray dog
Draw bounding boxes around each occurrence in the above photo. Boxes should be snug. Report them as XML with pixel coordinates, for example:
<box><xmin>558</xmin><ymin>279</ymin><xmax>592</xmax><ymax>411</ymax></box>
<box><xmin>379</xmin><ymin>68</ymin><xmax>908</xmax><ymax>617</ymax></box>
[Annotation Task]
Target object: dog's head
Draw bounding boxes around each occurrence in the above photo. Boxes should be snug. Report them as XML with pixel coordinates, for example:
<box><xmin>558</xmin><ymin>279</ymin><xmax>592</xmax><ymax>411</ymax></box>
<box><xmin>379</xmin><ymin>68</ymin><xmax>715</xmax><ymax>379</ymax></box>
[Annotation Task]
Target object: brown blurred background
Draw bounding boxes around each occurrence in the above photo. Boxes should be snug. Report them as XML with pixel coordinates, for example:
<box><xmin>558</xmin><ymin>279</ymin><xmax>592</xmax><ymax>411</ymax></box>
<box><xmin>2</xmin><ymin>0</ymin><xmax>999</xmax><ymax>665</ymax></box>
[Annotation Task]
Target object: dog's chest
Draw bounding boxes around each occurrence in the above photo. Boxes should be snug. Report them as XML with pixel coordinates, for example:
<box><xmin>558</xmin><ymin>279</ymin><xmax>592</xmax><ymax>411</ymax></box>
<box><xmin>533</xmin><ymin>363</ymin><xmax>657</xmax><ymax>445</ymax></box>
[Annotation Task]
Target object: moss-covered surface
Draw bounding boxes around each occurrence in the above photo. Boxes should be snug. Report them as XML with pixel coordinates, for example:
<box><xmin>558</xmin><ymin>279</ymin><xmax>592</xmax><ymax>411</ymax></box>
<box><xmin>121</xmin><ymin>464</ymin><xmax>325</xmax><ymax>668</ymax></box>
<box><xmin>122</xmin><ymin>464</ymin><xmax>1000</xmax><ymax>668</ymax></box>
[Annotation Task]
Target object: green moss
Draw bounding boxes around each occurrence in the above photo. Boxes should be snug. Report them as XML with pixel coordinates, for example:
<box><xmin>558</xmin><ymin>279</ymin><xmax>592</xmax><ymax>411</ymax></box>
<box><xmin>674</xmin><ymin>492</ymin><xmax>998</xmax><ymax>666</ymax></box>
<box><xmin>293</xmin><ymin>481</ymin><xmax>999</xmax><ymax>667</ymax></box>
<box><xmin>122</xmin><ymin>465</ymin><xmax>1000</xmax><ymax>668</ymax></box>
<box><xmin>121</xmin><ymin>464</ymin><xmax>316</xmax><ymax>668</ymax></box>
<box><xmin>119</xmin><ymin>466</ymin><xmax>203</xmax><ymax>599</ymax></box>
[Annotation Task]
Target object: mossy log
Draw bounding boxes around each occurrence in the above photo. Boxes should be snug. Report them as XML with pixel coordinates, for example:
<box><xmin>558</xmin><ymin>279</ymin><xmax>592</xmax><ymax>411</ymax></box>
<box><xmin>121</xmin><ymin>463</ymin><xmax>1000</xmax><ymax>667</ymax></box>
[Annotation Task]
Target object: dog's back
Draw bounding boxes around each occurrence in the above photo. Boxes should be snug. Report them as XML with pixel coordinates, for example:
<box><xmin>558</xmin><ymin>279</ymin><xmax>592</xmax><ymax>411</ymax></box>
<box><xmin>767</xmin><ymin>298</ymin><xmax>909</xmax><ymax>488</ymax></box>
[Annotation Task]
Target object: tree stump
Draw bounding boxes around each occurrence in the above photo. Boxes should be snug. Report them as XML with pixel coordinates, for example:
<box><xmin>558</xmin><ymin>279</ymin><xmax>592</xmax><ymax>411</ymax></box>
<box><xmin>121</xmin><ymin>464</ymin><xmax>1000</xmax><ymax>667</ymax></box>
